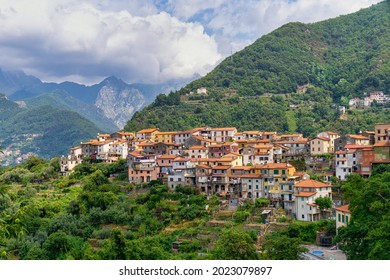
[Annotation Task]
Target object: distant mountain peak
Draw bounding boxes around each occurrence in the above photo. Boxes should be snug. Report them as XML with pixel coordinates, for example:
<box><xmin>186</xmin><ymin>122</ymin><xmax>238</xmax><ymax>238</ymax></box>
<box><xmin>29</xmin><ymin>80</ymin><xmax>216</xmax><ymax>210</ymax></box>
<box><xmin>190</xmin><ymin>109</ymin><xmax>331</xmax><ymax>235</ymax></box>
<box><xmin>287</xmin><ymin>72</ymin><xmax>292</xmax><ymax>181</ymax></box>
<box><xmin>100</xmin><ymin>76</ymin><xmax>128</xmax><ymax>88</ymax></box>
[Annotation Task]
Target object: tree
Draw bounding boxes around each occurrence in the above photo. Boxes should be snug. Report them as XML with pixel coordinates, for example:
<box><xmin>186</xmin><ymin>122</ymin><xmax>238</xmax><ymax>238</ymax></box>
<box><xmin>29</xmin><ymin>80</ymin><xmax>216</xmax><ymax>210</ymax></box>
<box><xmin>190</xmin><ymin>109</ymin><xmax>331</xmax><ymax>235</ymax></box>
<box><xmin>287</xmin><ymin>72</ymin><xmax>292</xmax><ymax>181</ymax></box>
<box><xmin>335</xmin><ymin>171</ymin><xmax>390</xmax><ymax>259</ymax></box>
<box><xmin>315</xmin><ymin>196</ymin><xmax>332</xmax><ymax>216</ymax></box>
<box><xmin>262</xmin><ymin>232</ymin><xmax>308</xmax><ymax>260</ymax></box>
<box><xmin>211</xmin><ymin>228</ymin><xmax>258</xmax><ymax>260</ymax></box>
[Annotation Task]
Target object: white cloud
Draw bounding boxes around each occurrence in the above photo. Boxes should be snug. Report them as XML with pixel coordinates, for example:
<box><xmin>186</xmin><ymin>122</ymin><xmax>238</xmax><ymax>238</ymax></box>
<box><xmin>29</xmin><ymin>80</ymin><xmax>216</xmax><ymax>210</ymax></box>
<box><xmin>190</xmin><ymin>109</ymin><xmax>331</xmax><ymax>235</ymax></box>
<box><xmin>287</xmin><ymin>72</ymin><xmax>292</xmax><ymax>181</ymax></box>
<box><xmin>204</xmin><ymin>0</ymin><xmax>382</xmax><ymax>55</ymax></box>
<box><xmin>0</xmin><ymin>0</ymin><xmax>383</xmax><ymax>84</ymax></box>
<box><xmin>0</xmin><ymin>0</ymin><xmax>221</xmax><ymax>84</ymax></box>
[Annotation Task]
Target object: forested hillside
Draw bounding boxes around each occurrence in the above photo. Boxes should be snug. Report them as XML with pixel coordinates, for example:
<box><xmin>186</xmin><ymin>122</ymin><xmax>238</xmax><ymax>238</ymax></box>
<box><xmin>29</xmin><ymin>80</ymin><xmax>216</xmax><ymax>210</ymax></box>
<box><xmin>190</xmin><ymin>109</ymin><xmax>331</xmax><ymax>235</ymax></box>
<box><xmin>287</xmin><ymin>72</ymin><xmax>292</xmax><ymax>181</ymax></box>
<box><xmin>0</xmin><ymin>96</ymin><xmax>99</xmax><ymax>164</ymax></box>
<box><xmin>125</xmin><ymin>1</ymin><xmax>390</xmax><ymax>134</ymax></box>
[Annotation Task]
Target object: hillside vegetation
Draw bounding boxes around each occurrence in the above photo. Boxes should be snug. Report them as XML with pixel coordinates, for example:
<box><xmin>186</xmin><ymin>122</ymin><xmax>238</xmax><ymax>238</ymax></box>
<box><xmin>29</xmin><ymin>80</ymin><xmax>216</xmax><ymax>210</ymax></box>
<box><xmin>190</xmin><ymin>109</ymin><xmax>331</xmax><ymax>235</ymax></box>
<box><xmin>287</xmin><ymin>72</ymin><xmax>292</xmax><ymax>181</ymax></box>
<box><xmin>125</xmin><ymin>1</ymin><xmax>390</xmax><ymax>134</ymax></box>
<box><xmin>0</xmin><ymin>96</ymin><xmax>99</xmax><ymax>163</ymax></box>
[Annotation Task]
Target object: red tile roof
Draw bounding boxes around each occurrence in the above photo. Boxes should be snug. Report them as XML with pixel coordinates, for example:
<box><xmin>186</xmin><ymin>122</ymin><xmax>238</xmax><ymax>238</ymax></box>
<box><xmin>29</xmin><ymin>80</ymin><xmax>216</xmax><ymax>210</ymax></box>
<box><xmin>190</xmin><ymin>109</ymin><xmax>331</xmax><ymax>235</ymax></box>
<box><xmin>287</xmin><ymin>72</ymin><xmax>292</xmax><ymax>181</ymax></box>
<box><xmin>295</xmin><ymin>192</ymin><xmax>316</xmax><ymax>197</ymax></box>
<box><xmin>295</xmin><ymin>179</ymin><xmax>331</xmax><ymax>188</ymax></box>
<box><xmin>335</xmin><ymin>204</ymin><xmax>350</xmax><ymax>213</ymax></box>
<box><xmin>374</xmin><ymin>141</ymin><xmax>390</xmax><ymax>147</ymax></box>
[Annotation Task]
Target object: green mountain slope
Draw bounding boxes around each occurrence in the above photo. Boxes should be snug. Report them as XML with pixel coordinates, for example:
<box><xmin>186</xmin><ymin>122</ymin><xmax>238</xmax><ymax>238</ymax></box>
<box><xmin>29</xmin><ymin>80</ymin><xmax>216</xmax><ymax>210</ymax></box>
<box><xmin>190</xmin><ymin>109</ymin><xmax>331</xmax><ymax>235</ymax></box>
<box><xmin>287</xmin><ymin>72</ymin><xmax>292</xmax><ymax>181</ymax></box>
<box><xmin>23</xmin><ymin>91</ymin><xmax>118</xmax><ymax>132</ymax></box>
<box><xmin>125</xmin><ymin>1</ymin><xmax>390</xmax><ymax>134</ymax></box>
<box><xmin>0</xmin><ymin>104</ymin><xmax>100</xmax><ymax>163</ymax></box>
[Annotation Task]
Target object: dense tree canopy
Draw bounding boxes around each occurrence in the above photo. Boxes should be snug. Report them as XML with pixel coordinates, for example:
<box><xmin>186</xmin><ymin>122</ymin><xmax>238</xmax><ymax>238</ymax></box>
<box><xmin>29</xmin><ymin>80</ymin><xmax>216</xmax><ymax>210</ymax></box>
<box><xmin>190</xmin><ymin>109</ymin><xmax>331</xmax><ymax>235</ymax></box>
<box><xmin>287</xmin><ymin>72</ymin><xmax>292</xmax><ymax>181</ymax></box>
<box><xmin>335</xmin><ymin>167</ymin><xmax>390</xmax><ymax>259</ymax></box>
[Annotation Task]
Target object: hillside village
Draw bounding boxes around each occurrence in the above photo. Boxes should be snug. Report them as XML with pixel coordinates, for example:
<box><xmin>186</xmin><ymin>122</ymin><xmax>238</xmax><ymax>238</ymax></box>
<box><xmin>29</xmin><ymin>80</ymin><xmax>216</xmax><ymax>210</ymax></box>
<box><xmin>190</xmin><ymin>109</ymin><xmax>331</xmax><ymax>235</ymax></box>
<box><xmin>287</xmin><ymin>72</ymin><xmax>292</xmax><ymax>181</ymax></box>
<box><xmin>61</xmin><ymin>123</ymin><xmax>390</xmax><ymax>230</ymax></box>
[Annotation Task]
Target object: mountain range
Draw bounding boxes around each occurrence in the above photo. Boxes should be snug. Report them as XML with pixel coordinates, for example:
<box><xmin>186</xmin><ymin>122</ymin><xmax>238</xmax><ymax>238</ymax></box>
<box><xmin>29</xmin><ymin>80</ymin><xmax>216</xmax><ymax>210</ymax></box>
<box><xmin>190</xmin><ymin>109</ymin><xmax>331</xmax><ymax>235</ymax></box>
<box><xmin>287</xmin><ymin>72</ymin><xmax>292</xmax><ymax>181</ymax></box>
<box><xmin>0</xmin><ymin>69</ymin><xmax>195</xmax><ymax>165</ymax></box>
<box><xmin>124</xmin><ymin>1</ymin><xmax>390</xmax><ymax>134</ymax></box>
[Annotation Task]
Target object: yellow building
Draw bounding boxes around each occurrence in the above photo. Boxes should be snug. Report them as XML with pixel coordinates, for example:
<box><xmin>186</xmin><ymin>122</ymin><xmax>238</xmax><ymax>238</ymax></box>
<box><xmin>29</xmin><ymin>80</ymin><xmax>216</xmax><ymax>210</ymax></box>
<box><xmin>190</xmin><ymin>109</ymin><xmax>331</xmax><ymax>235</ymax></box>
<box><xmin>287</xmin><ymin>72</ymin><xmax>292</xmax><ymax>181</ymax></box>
<box><xmin>154</xmin><ymin>131</ymin><xmax>176</xmax><ymax>143</ymax></box>
<box><xmin>335</xmin><ymin>204</ymin><xmax>351</xmax><ymax>233</ymax></box>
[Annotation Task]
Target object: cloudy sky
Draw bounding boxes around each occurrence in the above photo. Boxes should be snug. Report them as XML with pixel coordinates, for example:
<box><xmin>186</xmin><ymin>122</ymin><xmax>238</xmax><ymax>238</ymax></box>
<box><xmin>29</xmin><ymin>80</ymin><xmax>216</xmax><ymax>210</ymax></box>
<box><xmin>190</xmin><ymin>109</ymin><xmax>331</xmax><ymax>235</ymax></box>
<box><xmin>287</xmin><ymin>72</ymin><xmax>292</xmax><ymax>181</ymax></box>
<box><xmin>0</xmin><ymin>0</ymin><xmax>383</xmax><ymax>85</ymax></box>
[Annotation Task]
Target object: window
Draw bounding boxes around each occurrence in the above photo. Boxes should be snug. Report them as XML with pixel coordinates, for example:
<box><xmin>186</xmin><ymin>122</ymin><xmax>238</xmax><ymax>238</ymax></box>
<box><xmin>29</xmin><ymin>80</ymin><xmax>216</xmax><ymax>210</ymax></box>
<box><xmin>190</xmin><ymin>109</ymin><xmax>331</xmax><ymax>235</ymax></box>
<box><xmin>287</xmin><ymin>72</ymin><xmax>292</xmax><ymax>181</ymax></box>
<box><xmin>342</xmin><ymin>215</ymin><xmax>344</xmax><ymax>223</ymax></box>
<box><xmin>301</xmin><ymin>197</ymin><xmax>304</xmax><ymax>201</ymax></box>
<box><xmin>346</xmin><ymin>215</ymin><xmax>349</xmax><ymax>224</ymax></box>
<box><xmin>282</xmin><ymin>170</ymin><xmax>286</xmax><ymax>175</ymax></box>
<box><xmin>249</xmin><ymin>185</ymin><xmax>252</xmax><ymax>189</ymax></box>
<box><xmin>274</xmin><ymin>170</ymin><xmax>279</xmax><ymax>175</ymax></box>
<box><xmin>302</xmin><ymin>214</ymin><xmax>304</xmax><ymax>219</ymax></box>
<box><xmin>256</xmin><ymin>185</ymin><xmax>259</xmax><ymax>189</ymax></box>
<box><xmin>338</xmin><ymin>213</ymin><xmax>341</xmax><ymax>222</ymax></box>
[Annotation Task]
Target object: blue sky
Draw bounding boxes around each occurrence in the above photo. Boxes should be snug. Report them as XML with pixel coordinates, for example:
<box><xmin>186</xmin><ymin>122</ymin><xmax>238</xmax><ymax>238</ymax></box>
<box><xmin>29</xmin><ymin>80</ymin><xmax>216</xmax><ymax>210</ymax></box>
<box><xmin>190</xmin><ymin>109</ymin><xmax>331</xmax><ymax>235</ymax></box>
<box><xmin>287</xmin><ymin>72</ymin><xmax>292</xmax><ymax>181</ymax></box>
<box><xmin>0</xmin><ymin>0</ymin><xmax>383</xmax><ymax>85</ymax></box>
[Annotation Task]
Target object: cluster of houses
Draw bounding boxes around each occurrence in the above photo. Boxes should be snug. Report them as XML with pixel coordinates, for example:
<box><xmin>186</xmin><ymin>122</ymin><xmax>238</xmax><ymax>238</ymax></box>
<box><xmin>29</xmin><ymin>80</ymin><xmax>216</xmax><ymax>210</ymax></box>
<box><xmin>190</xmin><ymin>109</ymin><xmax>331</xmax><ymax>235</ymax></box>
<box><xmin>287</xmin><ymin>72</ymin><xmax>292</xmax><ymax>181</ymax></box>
<box><xmin>60</xmin><ymin>123</ymin><xmax>390</xmax><ymax>224</ymax></box>
<box><xmin>348</xmin><ymin>91</ymin><xmax>389</xmax><ymax>109</ymax></box>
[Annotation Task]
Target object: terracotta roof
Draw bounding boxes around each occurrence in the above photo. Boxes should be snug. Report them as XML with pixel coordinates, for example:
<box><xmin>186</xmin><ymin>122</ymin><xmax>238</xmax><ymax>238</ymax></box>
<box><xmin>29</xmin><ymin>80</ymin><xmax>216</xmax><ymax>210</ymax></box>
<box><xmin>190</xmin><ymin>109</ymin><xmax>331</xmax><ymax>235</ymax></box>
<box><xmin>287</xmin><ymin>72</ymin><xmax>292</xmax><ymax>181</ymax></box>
<box><xmin>197</xmin><ymin>164</ymin><xmax>212</xmax><ymax>169</ymax></box>
<box><xmin>211</xmin><ymin>127</ymin><xmax>237</xmax><ymax>131</ymax></box>
<box><xmin>336</xmin><ymin>150</ymin><xmax>346</xmax><ymax>154</ymax></box>
<box><xmin>116</xmin><ymin>132</ymin><xmax>134</xmax><ymax>135</ymax></box>
<box><xmin>231</xmin><ymin>166</ymin><xmax>253</xmax><ymax>170</ymax></box>
<box><xmin>71</xmin><ymin>146</ymin><xmax>81</xmax><ymax>150</ymax></box>
<box><xmin>260</xmin><ymin>163</ymin><xmax>292</xmax><ymax>169</ymax></box>
<box><xmin>335</xmin><ymin>204</ymin><xmax>350</xmax><ymax>213</ymax></box>
<box><xmin>295</xmin><ymin>179</ymin><xmax>331</xmax><ymax>188</ymax></box>
<box><xmin>157</xmin><ymin>155</ymin><xmax>178</xmax><ymax>159</ymax></box>
<box><xmin>129</xmin><ymin>151</ymin><xmax>144</xmax><ymax>158</ymax></box>
<box><xmin>295</xmin><ymin>192</ymin><xmax>316</xmax><ymax>197</ymax></box>
<box><xmin>98</xmin><ymin>133</ymin><xmax>110</xmax><ymax>137</ymax></box>
<box><xmin>349</xmin><ymin>134</ymin><xmax>369</xmax><ymax>140</ymax></box>
<box><xmin>374</xmin><ymin>141</ymin><xmax>390</xmax><ymax>147</ymax></box>
<box><xmin>281</xmin><ymin>134</ymin><xmax>302</xmax><ymax>137</ymax></box>
<box><xmin>213</xmin><ymin>165</ymin><xmax>231</xmax><ymax>170</ymax></box>
<box><xmin>189</xmin><ymin>146</ymin><xmax>207</xmax><ymax>150</ymax></box>
<box><xmin>243</xmin><ymin>131</ymin><xmax>261</xmax><ymax>134</ymax></box>
<box><xmin>137</xmin><ymin>128</ymin><xmax>158</xmax><ymax>133</ymax></box>
<box><xmin>173</xmin><ymin>157</ymin><xmax>191</xmax><ymax>162</ymax></box>
<box><xmin>275</xmin><ymin>140</ymin><xmax>308</xmax><ymax>145</ymax></box>
<box><xmin>155</xmin><ymin>131</ymin><xmax>176</xmax><ymax>135</ymax></box>
<box><xmin>344</xmin><ymin>144</ymin><xmax>368</xmax><ymax>149</ymax></box>
<box><xmin>313</xmin><ymin>137</ymin><xmax>330</xmax><ymax>141</ymax></box>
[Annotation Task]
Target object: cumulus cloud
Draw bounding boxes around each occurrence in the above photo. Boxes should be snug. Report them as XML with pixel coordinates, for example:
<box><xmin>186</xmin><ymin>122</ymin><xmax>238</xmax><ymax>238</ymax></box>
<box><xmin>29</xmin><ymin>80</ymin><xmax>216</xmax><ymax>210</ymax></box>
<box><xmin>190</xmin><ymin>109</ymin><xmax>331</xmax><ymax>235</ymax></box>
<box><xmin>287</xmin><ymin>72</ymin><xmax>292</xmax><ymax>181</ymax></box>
<box><xmin>0</xmin><ymin>0</ymin><xmax>383</xmax><ymax>84</ymax></box>
<box><xmin>0</xmin><ymin>0</ymin><xmax>221</xmax><ymax>84</ymax></box>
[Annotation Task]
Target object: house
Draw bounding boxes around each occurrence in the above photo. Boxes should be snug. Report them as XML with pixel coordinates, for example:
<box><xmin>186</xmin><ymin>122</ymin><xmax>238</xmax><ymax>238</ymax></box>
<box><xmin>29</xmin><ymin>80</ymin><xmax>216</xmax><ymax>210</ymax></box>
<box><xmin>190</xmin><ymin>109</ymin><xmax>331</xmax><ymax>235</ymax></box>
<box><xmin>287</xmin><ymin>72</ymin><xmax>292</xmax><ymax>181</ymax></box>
<box><xmin>154</xmin><ymin>131</ymin><xmax>176</xmax><ymax>143</ymax></box>
<box><xmin>80</xmin><ymin>140</ymin><xmax>100</xmax><ymax>158</ymax></box>
<box><xmin>280</xmin><ymin>134</ymin><xmax>303</xmax><ymax>142</ymax></box>
<box><xmin>196</xmin><ymin>164</ymin><xmax>213</xmax><ymax>194</ymax></box>
<box><xmin>242</xmin><ymin>144</ymin><xmax>273</xmax><ymax>165</ymax></box>
<box><xmin>310</xmin><ymin>137</ymin><xmax>331</xmax><ymax>155</ymax></box>
<box><xmin>294</xmin><ymin>180</ymin><xmax>332</xmax><ymax>221</ymax></box>
<box><xmin>186</xmin><ymin>145</ymin><xmax>208</xmax><ymax>159</ymax></box>
<box><xmin>335</xmin><ymin>134</ymin><xmax>370</xmax><ymax>151</ymax></box>
<box><xmin>156</xmin><ymin>154</ymin><xmax>177</xmax><ymax>181</ymax></box>
<box><xmin>210</xmin><ymin>127</ymin><xmax>237</xmax><ymax>142</ymax></box>
<box><xmin>374</xmin><ymin>123</ymin><xmax>390</xmax><ymax>143</ymax></box>
<box><xmin>274</xmin><ymin>139</ymin><xmax>309</xmax><ymax>159</ymax></box>
<box><xmin>369</xmin><ymin>91</ymin><xmax>389</xmax><ymax>104</ymax></box>
<box><xmin>107</xmin><ymin>139</ymin><xmax>128</xmax><ymax>162</ymax></box>
<box><xmin>110</xmin><ymin>131</ymin><xmax>134</xmax><ymax>141</ymax></box>
<box><xmin>240</xmin><ymin>174</ymin><xmax>263</xmax><ymax>199</ymax></box>
<box><xmin>60</xmin><ymin>146</ymin><xmax>83</xmax><ymax>176</ymax></box>
<box><xmin>242</xmin><ymin>131</ymin><xmax>262</xmax><ymax>140</ymax></box>
<box><xmin>373</xmin><ymin>140</ymin><xmax>390</xmax><ymax>163</ymax></box>
<box><xmin>335</xmin><ymin>149</ymin><xmax>357</xmax><ymax>180</ymax></box>
<box><xmin>317</xmin><ymin>131</ymin><xmax>340</xmax><ymax>153</ymax></box>
<box><xmin>208</xmin><ymin>142</ymin><xmax>238</xmax><ymax>158</ymax></box>
<box><xmin>135</xmin><ymin>128</ymin><xmax>160</xmax><ymax>141</ymax></box>
<box><xmin>357</xmin><ymin>146</ymin><xmax>375</xmax><ymax>177</ymax></box>
<box><xmin>335</xmin><ymin>204</ymin><xmax>351</xmax><ymax>233</ymax></box>
<box><xmin>211</xmin><ymin>165</ymin><xmax>231</xmax><ymax>195</ymax></box>
<box><xmin>167</xmin><ymin>157</ymin><xmax>196</xmax><ymax>189</ymax></box>
<box><xmin>128</xmin><ymin>151</ymin><xmax>158</xmax><ymax>184</ymax></box>
<box><xmin>259</xmin><ymin>163</ymin><xmax>296</xmax><ymax>206</ymax></box>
